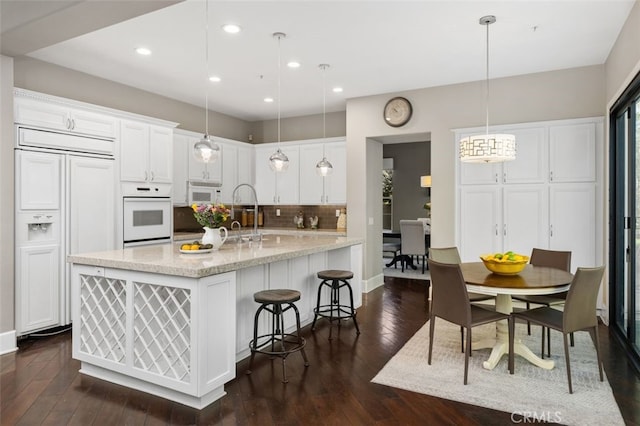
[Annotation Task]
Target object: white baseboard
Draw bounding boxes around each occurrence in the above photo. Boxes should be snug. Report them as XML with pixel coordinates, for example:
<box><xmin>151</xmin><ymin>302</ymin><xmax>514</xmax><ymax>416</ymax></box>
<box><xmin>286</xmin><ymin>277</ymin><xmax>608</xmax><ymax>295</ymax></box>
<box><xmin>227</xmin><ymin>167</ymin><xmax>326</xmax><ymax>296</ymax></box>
<box><xmin>0</xmin><ymin>330</ymin><xmax>17</xmax><ymax>355</ymax></box>
<box><xmin>363</xmin><ymin>273</ymin><xmax>384</xmax><ymax>293</ymax></box>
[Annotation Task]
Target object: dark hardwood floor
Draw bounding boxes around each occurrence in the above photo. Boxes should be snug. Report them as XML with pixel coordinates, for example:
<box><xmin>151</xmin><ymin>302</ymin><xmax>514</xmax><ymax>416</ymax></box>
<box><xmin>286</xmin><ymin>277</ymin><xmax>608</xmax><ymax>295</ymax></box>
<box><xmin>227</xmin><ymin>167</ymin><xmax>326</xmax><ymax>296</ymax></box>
<box><xmin>2</xmin><ymin>277</ymin><xmax>639</xmax><ymax>425</ymax></box>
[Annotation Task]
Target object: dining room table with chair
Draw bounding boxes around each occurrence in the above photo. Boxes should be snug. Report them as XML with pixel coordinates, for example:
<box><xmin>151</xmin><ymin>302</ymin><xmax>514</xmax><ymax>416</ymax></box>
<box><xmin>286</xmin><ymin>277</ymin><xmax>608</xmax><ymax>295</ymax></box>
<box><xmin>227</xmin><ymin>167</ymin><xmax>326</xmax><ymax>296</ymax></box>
<box><xmin>459</xmin><ymin>262</ymin><xmax>574</xmax><ymax>370</ymax></box>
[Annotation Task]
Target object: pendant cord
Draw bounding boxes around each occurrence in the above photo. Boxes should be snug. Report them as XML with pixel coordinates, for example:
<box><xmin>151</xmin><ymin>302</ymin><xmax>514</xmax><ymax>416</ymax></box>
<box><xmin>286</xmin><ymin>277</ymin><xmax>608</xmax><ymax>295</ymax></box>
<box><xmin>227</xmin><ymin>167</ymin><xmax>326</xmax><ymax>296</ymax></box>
<box><xmin>205</xmin><ymin>0</ymin><xmax>209</xmax><ymax>137</ymax></box>
<box><xmin>322</xmin><ymin>65</ymin><xmax>326</xmax><ymax>139</ymax></box>
<box><xmin>485</xmin><ymin>19</ymin><xmax>490</xmax><ymax>137</ymax></box>
<box><xmin>277</xmin><ymin>34</ymin><xmax>281</xmax><ymax>148</ymax></box>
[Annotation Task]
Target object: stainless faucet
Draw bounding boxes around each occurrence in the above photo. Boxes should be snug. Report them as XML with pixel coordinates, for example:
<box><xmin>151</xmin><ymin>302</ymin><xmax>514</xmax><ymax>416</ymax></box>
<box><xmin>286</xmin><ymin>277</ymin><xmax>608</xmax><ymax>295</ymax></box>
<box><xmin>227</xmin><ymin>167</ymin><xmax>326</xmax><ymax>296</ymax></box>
<box><xmin>230</xmin><ymin>183</ymin><xmax>261</xmax><ymax>241</ymax></box>
<box><xmin>230</xmin><ymin>220</ymin><xmax>242</xmax><ymax>243</ymax></box>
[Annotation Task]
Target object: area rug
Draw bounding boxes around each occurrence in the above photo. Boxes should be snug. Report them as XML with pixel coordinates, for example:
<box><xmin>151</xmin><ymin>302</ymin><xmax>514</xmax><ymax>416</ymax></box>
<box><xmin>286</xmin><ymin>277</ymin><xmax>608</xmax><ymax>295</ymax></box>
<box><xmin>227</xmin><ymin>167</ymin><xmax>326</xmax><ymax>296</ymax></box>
<box><xmin>382</xmin><ymin>257</ymin><xmax>430</xmax><ymax>281</ymax></box>
<box><xmin>372</xmin><ymin>320</ymin><xmax>624</xmax><ymax>425</ymax></box>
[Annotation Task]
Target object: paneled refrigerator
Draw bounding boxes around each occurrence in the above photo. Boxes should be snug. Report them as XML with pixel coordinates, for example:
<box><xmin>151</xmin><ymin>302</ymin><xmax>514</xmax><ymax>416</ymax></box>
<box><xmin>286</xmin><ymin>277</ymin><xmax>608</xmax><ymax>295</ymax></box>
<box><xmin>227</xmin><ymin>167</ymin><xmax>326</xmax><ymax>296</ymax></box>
<box><xmin>15</xmin><ymin>128</ymin><xmax>116</xmax><ymax>336</ymax></box>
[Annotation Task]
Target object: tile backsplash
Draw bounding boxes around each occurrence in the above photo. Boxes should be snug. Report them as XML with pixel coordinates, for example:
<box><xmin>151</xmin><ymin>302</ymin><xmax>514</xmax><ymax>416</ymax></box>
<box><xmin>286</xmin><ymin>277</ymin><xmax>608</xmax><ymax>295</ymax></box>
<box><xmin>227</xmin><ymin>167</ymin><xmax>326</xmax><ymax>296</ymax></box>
<box><xmin>174</xmin><ymin>205</ymin><xmax>346</xmax><ymax>232</ymax></box>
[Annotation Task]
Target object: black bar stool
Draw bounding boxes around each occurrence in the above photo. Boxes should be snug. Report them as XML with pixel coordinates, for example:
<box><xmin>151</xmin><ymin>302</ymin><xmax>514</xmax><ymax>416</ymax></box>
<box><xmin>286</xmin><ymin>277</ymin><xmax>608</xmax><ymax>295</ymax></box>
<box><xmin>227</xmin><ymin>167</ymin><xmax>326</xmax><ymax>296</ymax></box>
<box><xmin>311</xmin><ymin>270</ymin><xmax>360</xmax><ymax>339</ymax></box>
<box><xmin>246</xmin><ymin>289</ymin><xmax>309</xmax><ymax>383</ymax></box>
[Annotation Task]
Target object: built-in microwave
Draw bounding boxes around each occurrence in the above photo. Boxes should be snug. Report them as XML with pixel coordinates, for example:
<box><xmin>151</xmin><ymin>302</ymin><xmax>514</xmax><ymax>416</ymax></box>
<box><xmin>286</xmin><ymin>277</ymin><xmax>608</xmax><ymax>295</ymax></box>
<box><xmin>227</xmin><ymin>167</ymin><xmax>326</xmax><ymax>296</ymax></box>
<box><xmin>188</xmin><ymin>182</ymin><xmax>220</xmax><ymax>205</ymax></box>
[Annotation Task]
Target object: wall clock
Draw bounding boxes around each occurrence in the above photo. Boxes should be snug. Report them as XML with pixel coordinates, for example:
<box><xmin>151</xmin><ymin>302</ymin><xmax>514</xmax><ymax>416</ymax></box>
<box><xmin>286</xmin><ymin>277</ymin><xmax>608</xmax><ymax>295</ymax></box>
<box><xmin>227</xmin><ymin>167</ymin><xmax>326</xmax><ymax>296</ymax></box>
<box><xmin>383</xmin><ymin>97</ymin><xmax>412</xmax><ymax>127</ymax></box>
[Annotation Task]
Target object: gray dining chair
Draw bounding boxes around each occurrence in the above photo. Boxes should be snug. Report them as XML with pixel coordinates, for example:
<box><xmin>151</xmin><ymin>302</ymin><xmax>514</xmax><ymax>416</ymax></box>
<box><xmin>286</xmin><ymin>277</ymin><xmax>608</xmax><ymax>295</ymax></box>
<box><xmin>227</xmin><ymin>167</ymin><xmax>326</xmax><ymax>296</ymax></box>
<box><xmin>428</xmin><ymin>259</ymin><xmax>511</xmax><ymax>385</ymax></box>
<box><xmin>400</xmin><ymin>220</ymin><xmax>427</xmax><ymax>273</ymax></box>
<box><xmin>512</xmin><ymin>248</ymin><xmax>572</xmax><ymax>354</ymax></box>
<box><xmin>508</xmin><ymin>266</ymin><xmax>605</xmax><ymax>393</ymax></box>
<box><xmin>428</xmin><ymin>247</ymin><xmax>495</xmax><ymax>304</ymax></box>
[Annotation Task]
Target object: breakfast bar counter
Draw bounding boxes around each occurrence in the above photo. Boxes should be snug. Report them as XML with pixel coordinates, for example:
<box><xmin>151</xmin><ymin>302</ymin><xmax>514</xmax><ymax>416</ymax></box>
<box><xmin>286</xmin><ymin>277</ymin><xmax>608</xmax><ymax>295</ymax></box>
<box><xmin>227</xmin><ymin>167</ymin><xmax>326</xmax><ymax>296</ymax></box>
<box><xmin>68</xmin><ymin>235</ymin><xmax>363</xmax><ymax>409</ymax></box>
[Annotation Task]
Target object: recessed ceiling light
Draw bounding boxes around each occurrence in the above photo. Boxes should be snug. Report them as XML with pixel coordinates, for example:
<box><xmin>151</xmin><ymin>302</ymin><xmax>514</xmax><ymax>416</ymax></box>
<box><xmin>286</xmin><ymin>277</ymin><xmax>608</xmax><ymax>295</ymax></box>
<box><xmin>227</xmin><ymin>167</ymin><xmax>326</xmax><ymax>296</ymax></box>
<box><xmin>222</xmin><ymin>24</ymin><xmax>241</xmax><ymax>34</ymax></box>
<box><xmin>332</xmin><ymin>87</ymin><xmax>343</xmax><ymax>93</ymax></box>
<box><xmin>264</xmin><ymin>97</ymin><xmax>274</xmax><ymax>103</ymax></box>
<box><xmin>135</xmin><ymin>47</ymin><xmax>152</xmax><ymax>56</ymax></box>
<box><xmin>209</xmin><ymin>75</ymin><xmax>221</xmax><ymax>82</ymax></box>
<box><xmin>287</xmin><ymin>61</ymin><xmax>301</xmax><ymax>69</ymax></box>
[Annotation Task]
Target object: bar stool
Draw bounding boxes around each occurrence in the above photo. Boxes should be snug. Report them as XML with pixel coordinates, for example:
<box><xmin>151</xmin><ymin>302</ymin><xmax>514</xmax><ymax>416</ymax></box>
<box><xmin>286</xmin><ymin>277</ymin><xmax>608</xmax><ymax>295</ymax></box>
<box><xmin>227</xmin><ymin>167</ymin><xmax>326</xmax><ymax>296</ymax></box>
<box><xmin>246</xmin><ymin>289</ymin><xmax>309</xmax><ymax>383</ymax></box>
<box><xmin>311</xmin><ymin>270</ymin><xmax>360</xmax><ymax>339</ymax></box>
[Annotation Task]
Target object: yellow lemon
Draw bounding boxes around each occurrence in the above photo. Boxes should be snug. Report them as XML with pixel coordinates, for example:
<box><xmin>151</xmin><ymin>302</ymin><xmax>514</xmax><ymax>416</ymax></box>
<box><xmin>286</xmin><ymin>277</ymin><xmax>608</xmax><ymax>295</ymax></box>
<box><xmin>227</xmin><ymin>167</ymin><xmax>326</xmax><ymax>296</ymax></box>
<box><xmin>189</xmin><ymin>244</ymin><xmax>200</xmax><ymax>250</ymax></box>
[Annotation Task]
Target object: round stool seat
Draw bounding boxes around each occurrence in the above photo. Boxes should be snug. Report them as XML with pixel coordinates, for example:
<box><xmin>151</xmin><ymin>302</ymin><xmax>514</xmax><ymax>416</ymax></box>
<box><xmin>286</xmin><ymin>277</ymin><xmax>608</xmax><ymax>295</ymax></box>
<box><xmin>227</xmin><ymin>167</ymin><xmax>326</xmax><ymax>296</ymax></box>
<box><xmin>254</xmin><ymin>289</ymin><xmax>301</xmax><ymax>304</ymax></box>
<box><xmin>317</xmin><ymin>269</ymin><xmax>353</xmax><ymax>280</ymax></box>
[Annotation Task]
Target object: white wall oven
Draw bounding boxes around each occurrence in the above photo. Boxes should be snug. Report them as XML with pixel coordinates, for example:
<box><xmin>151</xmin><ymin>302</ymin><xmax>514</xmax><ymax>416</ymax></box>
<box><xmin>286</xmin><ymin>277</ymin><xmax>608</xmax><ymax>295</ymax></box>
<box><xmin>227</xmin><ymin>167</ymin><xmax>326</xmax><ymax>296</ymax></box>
<box><xmin>123</xmin><ymin>197</ymin><xmax>172</xmax><ymax>247</ymax></box>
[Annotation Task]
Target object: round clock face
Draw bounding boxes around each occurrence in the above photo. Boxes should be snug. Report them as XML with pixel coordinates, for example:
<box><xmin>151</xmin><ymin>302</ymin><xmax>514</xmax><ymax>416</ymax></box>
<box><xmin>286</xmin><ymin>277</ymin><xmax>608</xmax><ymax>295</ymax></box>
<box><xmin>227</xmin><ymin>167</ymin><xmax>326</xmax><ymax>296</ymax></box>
<box><xmin>384</xmin><ymin>97</ymin><xmax>412</xmax><ymax>127</ymax></box>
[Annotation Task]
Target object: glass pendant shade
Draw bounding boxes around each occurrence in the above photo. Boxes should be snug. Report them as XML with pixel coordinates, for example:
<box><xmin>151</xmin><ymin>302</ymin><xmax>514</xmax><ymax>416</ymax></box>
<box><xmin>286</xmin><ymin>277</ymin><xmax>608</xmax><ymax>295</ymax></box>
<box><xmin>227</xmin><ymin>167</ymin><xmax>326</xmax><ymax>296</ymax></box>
<box><xmin>193</xmin><ymin>134</ymin><xmax>220</xmax><ymax>163</ymax></box>
<box><xmin>269</xmin><ymin>148</ymin><xmax>289</xmax><ymax>172</ymax></box>
<box><xmin>459</xmin><ymin>133</ymin><xmax>516</xmax><ymax>163</ymax></box>
<box><xmin>316</xmin><ymin>157</ymin><xmax>333</xmax><ymax>176</ymax></box>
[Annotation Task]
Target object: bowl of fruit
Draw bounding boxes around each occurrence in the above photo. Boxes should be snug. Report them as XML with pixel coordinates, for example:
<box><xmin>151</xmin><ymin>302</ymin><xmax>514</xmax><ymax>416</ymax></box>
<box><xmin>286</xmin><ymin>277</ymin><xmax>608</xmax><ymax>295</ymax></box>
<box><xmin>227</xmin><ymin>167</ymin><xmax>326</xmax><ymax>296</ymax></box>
<box><xmin>480</xmin><ymin>251</ymin><xmax>530</xmax><ymax>275</ymax></box>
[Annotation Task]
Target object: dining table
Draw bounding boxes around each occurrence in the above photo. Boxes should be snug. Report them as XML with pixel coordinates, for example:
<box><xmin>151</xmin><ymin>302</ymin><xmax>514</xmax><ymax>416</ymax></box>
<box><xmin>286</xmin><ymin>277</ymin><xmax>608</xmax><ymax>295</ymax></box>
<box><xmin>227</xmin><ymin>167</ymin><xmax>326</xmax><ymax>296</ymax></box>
<box><xmin>459</xmin><ymin>262</ymin><xmax>573</xmax><ymax>370</ymax></box>
<box><xmin>383</xmin><ymin>229</ymin><xmax>430</xmax><ymax>270</ymax></box>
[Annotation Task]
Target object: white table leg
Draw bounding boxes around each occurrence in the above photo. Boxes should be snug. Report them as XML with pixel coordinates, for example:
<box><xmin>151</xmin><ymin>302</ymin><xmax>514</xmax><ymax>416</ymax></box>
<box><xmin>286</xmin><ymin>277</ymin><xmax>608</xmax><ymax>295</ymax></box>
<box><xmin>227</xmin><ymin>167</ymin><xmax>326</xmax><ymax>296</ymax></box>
<box><xmin>479</xmin><ymin>294</ymin><xmax>555</xmax><ymax>370</ymax></box>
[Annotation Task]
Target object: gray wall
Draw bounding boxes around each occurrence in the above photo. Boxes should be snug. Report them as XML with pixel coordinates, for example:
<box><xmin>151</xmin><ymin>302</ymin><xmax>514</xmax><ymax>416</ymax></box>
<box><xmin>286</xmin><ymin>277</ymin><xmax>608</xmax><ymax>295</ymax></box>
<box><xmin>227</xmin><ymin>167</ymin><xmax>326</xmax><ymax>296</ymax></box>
<box><xmin>253</xmin><ymin>111</ymin><xmax>346</xmax><ymax>143</ymax></box>
<box><xmin>1</xmin><ymin>55</ymin><xmax>14</xmax><ymax>335</ymax></box>
<box><xmin>383</xmin><ymin>142</ymin><xmax>430</xmax><ymax>230</ymax></box>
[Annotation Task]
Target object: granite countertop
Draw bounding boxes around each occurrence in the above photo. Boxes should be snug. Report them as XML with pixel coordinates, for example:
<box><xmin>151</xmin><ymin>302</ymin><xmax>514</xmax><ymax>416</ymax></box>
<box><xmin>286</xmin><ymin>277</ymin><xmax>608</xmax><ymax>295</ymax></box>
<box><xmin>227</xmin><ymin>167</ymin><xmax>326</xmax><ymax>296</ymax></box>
<box><xmin>68</xmin><ymin>234</ymin><xmax>362</xmax><ymax>278</ymax></box>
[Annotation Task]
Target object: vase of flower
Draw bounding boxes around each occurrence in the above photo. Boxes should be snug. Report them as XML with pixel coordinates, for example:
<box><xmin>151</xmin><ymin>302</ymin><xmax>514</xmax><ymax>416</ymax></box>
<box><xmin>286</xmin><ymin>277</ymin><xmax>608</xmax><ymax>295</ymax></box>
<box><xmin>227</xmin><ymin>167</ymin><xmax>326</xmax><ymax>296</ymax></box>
<box><xmin>202</xmin><ymin>226</ymin><xmax>228</xmax><ymax>250</ymax></box>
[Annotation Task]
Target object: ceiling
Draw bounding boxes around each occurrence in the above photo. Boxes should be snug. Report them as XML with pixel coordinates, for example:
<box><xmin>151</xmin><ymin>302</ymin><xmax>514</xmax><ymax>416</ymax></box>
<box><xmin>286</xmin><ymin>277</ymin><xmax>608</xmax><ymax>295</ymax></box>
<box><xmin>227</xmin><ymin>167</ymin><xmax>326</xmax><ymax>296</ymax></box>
<box><xmin>1</xmin><ymin>0</ymin><xmax>635</xmax><ymax>122</ymax></box>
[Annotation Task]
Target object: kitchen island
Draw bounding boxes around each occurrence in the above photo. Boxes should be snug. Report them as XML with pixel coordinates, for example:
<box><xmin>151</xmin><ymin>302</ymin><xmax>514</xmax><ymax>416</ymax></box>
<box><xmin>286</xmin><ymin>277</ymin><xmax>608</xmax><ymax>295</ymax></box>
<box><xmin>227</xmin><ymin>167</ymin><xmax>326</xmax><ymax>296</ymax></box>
<box><xmin>68</xmin><ymin>234</ymin><xmax>363</xmax><ymax>409</ymax></box>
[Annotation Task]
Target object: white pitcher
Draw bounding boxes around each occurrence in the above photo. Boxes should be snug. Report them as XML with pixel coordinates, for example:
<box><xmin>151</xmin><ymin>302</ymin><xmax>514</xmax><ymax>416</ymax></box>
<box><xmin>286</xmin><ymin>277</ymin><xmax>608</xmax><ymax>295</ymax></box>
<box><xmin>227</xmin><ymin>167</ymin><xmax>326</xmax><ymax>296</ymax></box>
<box><xmin>202</xmin><ymin>226</ymin><xmax>228</xmax><ymax>250</ymax></box>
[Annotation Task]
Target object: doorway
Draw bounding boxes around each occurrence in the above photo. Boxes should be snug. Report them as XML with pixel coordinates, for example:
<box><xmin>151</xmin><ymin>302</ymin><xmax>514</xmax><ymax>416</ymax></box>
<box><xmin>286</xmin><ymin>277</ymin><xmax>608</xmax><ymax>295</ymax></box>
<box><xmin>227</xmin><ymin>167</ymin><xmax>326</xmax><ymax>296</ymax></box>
<box><xmin>610</xmin><ymin>70</ymin><xmax>640</xmax><ymax>370</ymax></box>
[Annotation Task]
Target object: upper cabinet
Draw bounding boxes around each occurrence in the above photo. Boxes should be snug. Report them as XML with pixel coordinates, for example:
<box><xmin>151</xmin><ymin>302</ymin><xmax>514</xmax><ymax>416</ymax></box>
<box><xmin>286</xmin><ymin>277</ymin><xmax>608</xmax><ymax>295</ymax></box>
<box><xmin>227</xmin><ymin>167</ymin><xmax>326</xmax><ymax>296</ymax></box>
<box><xmin>219</xmin><ymin>141</ymin><xmax>254</xmax><ymax>205</ymax></box>
<box><xmin>120</xmin><ymin>120</ymin><xmax>174</xmax><ymax>184</ymax></box>
<box><xmin>299</xmin><ymin>139</ymin><xmax>346</xmax><ymax>205</ymax></box>
<box><xmin>549</xmin><ymin>122</ymin><xmax>596</xmax><ymax>183</ymax></box>
<box><xmin>254</xmin><ymin>144</ymin><xmax>300</xmax><ymax>205</ymax></box>
<box><xmin>14</xmin><ymin>92</ymin><xmax>117</xmax><ymax>140</ymax></box>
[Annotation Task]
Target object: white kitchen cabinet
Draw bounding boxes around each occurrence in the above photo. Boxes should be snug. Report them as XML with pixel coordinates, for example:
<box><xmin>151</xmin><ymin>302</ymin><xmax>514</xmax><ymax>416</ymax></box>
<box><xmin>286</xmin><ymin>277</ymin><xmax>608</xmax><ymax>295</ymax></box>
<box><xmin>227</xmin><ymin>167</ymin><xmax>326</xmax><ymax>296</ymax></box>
<box><xmin>456</xmin><ymin>117</ymin><xmax>602</xmax><ymax>269</ymax></box>
<box><xmin>549</xmin><ymin>122</ymin><xmax>596</xmax><ymax>183</ymax></box>
<box><xmin>16</xmin><ymin>244</ymin><xmax>60</xmax><ymax>333</ymax></box>
<box><xmin>17</xmin><ymin>150</ymin><xmax>61</xmax><ymax>210</ymax></box>
<box><xmin>172</xmin><ymin>133</ymin><xmax>189</xmax><ymax>205</ymax></box>
<box><xmin>254</xmin><ymin>144</ymin><xmax>299</xmax><ymax>205</ymax></box>
<box><xmin>459</xmin><ymin>185</ymin><xmax>549</xmax><ymax>262</ymax></box>
<box><xmin>298</xmin><ymin>140</ymin><xmax>347</xmax><ymax>205</ymax></box>
<box><xmin>550</xmin><ymin>183</ymin><xmax>596</xmax><ymax>270</ymax></box>
<box><xmin>14</xmin><ymin>95</ymin><xmax>117</xmax><ymax>139</ymax></box>
<box><xmin>459</xmin><ymin>186</ymin><xmax>502</xmax><ymax>260</ymax></box>
<box><xmin>67</xmin><ymin>156</ymin><xmax>116</xmax><ymax>255</ymax></box>
<box><xmin>120</xmin><ymin>120</ymin><xmax>173</xmax><ymax>183</ymax></box>
<box><xmin>188</xmin><ymin>137</ymin><xmax>222</xmax><ymax>184</ymax></box>
<box><xmin>219</xmin><ymin>141</ymin><xmax>254</xmax><ymax>204</ymax></box>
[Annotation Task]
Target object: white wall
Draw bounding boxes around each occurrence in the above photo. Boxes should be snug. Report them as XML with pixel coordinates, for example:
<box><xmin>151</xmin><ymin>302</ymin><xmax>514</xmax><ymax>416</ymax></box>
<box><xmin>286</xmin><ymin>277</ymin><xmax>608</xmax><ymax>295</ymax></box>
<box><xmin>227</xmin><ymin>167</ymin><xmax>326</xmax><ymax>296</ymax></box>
<box><xmin>347</xmin><ymin>65</ymin><xmax>605</xmax><ymax>282</ymax></box>
<box><xmin>0</xmin><ymin>55</ymin><xmax>15</xmax><ymax>335</ymax></box>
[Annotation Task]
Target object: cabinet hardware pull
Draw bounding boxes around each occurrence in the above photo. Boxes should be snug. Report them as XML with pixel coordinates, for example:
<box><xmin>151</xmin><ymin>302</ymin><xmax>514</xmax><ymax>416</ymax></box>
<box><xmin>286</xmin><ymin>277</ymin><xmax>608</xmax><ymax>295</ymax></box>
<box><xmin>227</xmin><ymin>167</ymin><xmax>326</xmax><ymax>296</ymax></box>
<box><xmin>144</xmin><ymin>171</ymin><xmax>148</xmax><ymax>181</ymax></box>
<box><xmin>150</xmin><ymin>171</ymin><xmax>155</xmax><ymax>181</ymax></box>
<box><xmin>550</xmin><ymin>224</ymin><xmax>553</xmax><ymax>237</ymax></box>
<box><xmin>495</xmin><ymin>224</ymin><xmax>498</xmax><ymax>236</ymax></box>
<box><xmin>550</xmin><ymin>171</ymin><xmax>553</xmax><ymax>181</ymax></box>
<box><xmin>495</xmin><ymin>173</ymin><xmax>498</xmax><ymax>183</ymax></box>
<box><xmin>503</xmin><ymin>172</ymin><xmax>507</xmax><ymax>183</ymax></box>
<box><xmin>71</xmin><ymin>119</ymin><xmax>75</xmax><ymax>130</ymax></box>
<box><xmin>66</xmin><ymin>118</ymin><xmax>71</xmax><ymax>129</ymax></box>
<box><xmin>503</xmin><ymin>224</ymin><xmax>507</xmax><ymax>236</ymax></box>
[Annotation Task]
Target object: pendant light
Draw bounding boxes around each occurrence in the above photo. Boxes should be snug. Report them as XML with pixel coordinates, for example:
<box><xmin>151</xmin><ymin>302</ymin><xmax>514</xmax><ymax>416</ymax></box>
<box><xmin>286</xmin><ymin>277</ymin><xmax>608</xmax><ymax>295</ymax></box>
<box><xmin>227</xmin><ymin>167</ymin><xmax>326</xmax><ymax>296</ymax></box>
<box><xmin>459</xmin><ymin>15</ymin><xmax>515</xmax><ymax>163</ymax></box>
<box><xmin>316</xmin><ymin>64</ymin><xmax>334</xmax><ymax>177</ymax></box>
<box><xmin>269</xmin><ymin>32</ymin><xmax>289</xmax><ymax>172</ymax></box>
<box><xmin>193</xmin><ymin>0</ymin><xmax>220</xmax><ymax>164</ymax></box>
